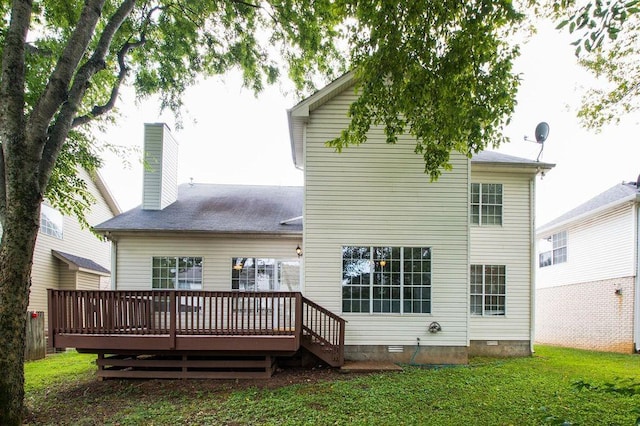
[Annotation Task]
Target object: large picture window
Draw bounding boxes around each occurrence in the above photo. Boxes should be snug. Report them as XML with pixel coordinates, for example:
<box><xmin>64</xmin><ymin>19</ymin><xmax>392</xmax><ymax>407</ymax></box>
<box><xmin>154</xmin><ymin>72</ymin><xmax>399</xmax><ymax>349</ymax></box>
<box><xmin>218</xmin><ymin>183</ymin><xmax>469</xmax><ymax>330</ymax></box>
<box><xmin>152</xmin><ymin>256</ymin><xmax>203</xmax><ymax>290</ymax></box>
<box><xmin>40</xmin><ymin>204</ymin><xmax>63</xmax><ymax>239</ymax></box>
<box><xmin>470</xmin><ymin>183</ymin><xmax>503</xmax><ymax>225</ymax></box>
<box><xmin>470</xmin><ymin>265</ymin><xmax>506</xmax><ymax>316</ymax></box>
<box><xmin>231</xmin><ymin>258</ymin><xmax>300</xmax><ymax>291</ymax></box>
<box><xmin>342</xmin><ymin>246</ymin><xmax>431</xmax><ymax>314</ymax></box>
<box><xmin>539</xmin><ymin>231</ymin><xmax>567</xmax><ymax>268</ymax></box>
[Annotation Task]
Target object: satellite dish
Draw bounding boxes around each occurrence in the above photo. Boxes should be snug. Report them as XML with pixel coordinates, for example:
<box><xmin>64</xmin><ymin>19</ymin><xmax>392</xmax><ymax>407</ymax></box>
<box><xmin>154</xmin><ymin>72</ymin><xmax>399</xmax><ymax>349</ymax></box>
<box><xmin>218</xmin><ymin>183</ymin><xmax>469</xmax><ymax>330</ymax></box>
<box><xmin>535</xmin><ymin>122</ymin><xmax>550</xmax><ymax>143</ymax></box>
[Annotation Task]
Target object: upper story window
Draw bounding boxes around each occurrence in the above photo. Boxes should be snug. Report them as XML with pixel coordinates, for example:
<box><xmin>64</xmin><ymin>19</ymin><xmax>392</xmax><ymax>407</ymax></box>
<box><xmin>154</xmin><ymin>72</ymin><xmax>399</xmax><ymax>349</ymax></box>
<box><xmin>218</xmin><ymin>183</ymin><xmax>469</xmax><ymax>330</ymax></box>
<box><xmin>152</xmin><ymin>256</ymin><xmax>203</xmax><ymax>290</ymax></box>
<box><xmin>539</xmin><ymin>231</ymin><xmax>567</xmax><ymax>268</ymax></box>
<box><xmin>341</xmin><ymin>246</ymin><xmax>431</xmax><ymax>314</ymax></box>
<box><xmin>40</xmin><ymin>204</ymin><xmax>63</xmax><ymax>239</ymax></box>
<box><xmin>471</xmin><ymin>183</ymin><xmax>503</xmax><ymax>226</ymax></box>
<box><xmin>231</xmin><ymin>258</ymin><xmax>300</xmax><ymax>291</ymax></box>
<box><xmin>470</xmin><ymin>265</ymin><xmax>506</xmax><ymax>316</ymax></box>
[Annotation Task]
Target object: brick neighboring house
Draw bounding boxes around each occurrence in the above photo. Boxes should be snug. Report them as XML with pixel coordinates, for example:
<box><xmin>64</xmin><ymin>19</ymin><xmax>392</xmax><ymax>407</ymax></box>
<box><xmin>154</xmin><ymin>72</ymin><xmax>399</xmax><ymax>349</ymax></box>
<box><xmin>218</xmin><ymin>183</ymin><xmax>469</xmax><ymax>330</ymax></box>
<box><xmin>536</xmin><ymin>180</ymin><xmax>640</xmax><ymax>353</ymax></box>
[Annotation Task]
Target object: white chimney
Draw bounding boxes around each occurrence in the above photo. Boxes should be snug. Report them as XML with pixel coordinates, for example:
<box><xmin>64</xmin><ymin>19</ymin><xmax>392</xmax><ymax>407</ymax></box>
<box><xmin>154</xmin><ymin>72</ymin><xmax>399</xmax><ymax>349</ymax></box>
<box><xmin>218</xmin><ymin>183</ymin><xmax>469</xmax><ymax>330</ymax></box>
<box><xmin>142</xmin><ymin>123</ymin><xmax>178</xmax><ymax>210</ymax></box>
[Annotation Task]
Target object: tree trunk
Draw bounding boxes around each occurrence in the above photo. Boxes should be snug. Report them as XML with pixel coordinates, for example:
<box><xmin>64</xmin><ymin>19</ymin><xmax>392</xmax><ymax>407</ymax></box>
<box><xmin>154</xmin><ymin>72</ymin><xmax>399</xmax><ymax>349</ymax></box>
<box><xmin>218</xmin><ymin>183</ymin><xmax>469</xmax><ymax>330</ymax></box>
<box><xmin>0</xmin><ymin>156</ymin><xmax>43</xmax><ymax>424</ymax></box>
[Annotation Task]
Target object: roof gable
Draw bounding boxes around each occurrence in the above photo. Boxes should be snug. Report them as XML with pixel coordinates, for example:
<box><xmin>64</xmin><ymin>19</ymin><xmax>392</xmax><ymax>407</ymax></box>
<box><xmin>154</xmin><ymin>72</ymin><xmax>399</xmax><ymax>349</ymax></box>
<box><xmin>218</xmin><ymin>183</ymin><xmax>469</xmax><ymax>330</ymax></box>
<box><xmin>287</xmin><ymin>74</ymin><xmax>554</xmax><ymax>174</ymax></box>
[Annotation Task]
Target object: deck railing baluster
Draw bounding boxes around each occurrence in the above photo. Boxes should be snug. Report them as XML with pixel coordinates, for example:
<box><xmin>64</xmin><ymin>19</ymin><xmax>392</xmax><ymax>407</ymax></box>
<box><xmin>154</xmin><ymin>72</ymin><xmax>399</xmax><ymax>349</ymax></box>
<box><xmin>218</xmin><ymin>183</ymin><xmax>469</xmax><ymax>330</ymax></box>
<box><xmin>48</xmin><ymin>290</ymin><xmax>345</xmax><ymax>366</ymax></box>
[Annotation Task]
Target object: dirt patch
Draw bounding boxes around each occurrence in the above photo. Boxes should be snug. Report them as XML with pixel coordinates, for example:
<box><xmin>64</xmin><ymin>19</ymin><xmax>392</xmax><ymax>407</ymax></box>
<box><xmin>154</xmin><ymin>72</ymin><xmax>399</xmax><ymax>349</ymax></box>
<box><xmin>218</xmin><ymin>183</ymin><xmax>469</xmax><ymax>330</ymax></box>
<box><xmin>24</xmin><ymin>365</ymin><xmax>368</xmax><ymax>424</ymax></box>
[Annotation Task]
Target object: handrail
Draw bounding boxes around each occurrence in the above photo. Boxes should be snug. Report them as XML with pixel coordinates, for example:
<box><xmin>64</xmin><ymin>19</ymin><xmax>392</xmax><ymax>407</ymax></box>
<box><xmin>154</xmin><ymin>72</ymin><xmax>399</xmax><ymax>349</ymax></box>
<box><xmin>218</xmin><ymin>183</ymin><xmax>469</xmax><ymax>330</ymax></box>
<box><xmin>300</xmin><ymin>296</ymin><xmax>345</xmax><ymax>366</ymax></box>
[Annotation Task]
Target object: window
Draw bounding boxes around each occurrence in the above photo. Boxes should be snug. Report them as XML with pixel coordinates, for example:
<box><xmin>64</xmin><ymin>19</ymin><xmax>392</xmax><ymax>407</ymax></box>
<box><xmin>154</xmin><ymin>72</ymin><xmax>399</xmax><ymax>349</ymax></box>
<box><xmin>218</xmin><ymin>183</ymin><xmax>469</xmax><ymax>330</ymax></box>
<box><xmin>538</xmin><ymin>231</ymin><xmax>567</xmax><ymax>268</ymax></box>
<box><xmin>470</xmin><ymin>265</ymin><xmax>506</xmax><ymax>316</ymax></box>
<box><xmin>342</xmin><ymin>246</ymin><xmax>431</xmax><ymax>314</ymax></box>
<box><xmin>40</xmin><ymin>204</ymin><xmax>63</xmax><ymax>239</ymax></box>
<box><xmin>152</xmin><ymin>257</ymin><xmax>203</xmax><ymax>290</ymax></box>
<box><xmin>231</xmin><ymin>258</ymin><xmax>300</xmax><ymax>291</ymax></box>
<box><xmin>471</xmin><ymin>183</ymin><xmax>503</xmax><ymax>225</ymax></box>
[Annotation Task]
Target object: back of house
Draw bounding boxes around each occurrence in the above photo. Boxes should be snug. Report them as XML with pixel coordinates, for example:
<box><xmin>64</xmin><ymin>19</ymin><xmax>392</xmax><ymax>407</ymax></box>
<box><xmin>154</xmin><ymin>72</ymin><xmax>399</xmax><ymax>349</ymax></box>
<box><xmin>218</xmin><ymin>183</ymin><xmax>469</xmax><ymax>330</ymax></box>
<box><xmin>84</xmin><ymin>76</ymin><xmax>553</xmax><ymax>367</ymax></box>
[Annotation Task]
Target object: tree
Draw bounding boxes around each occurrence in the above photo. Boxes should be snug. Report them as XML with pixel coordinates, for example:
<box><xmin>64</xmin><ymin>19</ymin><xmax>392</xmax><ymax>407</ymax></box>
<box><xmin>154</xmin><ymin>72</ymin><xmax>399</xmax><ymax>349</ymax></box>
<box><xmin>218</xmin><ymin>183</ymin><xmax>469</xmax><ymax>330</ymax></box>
<box><xmin>553</xmin><ymin>0</ymin><xmax>640</xmax><ymax>128</ymax></box>
<box><xmin>0</xmin><ymin>1</ymin><xmax>522</xmax><ymax>423</ymax></box>
<box><xmin>328</xmin><ymin>1</ymin><xmax>522</xmax><ymax>179</ymax></box>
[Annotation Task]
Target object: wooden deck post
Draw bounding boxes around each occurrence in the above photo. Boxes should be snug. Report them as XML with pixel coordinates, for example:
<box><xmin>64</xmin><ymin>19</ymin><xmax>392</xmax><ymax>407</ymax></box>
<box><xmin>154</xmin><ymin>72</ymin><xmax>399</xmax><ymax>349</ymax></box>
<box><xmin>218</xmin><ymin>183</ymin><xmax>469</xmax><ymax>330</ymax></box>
<box><xmin>294</xmin><ymin>293</ymin><xmax>303</xmax><ymax>348</ymax></box>
<box><xmin>169</xmin><ymin>291</ymin><xmax>177</xmax><ymax>349</ymax></box>
<box><xmin>47</xmin><ymin>289</ymin><xmax>54</xmax><ymax>351</ymax></box>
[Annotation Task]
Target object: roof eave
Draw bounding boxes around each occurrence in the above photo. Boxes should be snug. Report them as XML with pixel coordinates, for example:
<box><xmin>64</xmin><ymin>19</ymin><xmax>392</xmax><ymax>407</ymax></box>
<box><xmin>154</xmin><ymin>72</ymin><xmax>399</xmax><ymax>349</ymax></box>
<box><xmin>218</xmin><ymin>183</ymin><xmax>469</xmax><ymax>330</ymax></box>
<box><xmin>98</xmin><ymin>228</ymin><xmax>303</xmax><ymax>240</ymax></box>
<box><xmin>90</xmin><ymin>170</ymin><xmax>122</xmax><ymax>215</ymax></box>
<box><xmin>471</xmin><ymin>161</ymin><xmax>555</xmax><ymax>174</ymax></box>
<box><xmin>287</xmin><ymin>72</ymin><xmax>355</xmax><ymax>169</ymax></box>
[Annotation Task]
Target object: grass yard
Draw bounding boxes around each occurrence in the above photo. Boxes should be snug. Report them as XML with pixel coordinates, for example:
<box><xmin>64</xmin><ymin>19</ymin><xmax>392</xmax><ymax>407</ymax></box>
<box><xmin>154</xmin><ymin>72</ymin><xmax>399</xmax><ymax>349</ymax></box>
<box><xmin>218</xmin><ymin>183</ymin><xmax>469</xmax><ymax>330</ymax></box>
<box><xmin>24</xmin><ymin>346</ymin><xmax>640</xmax><ymax>425</ymax></box>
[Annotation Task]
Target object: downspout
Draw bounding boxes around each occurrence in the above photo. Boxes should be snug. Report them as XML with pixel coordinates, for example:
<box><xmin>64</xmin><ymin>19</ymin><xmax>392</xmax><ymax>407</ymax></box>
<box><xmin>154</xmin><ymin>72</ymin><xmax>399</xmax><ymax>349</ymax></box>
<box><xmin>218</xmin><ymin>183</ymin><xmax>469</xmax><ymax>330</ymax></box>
<box><xmin>110</xmin><ymin>238</ymin><xmax>117</xmax><ymax>290</ymax></box>
<box><xmin>530</xmin><ymin>177</ymin><xmax>536</xmax><ymax>354</ymax></box>
<box><xmin>635</xmin><ymin>200</ymin><xmax>640</xmax><ymax>352</ymax></box>
<box><xmin>466</xmin><ymin>158</ymin><xmax>471</xmax><ymax>349</ymax></box>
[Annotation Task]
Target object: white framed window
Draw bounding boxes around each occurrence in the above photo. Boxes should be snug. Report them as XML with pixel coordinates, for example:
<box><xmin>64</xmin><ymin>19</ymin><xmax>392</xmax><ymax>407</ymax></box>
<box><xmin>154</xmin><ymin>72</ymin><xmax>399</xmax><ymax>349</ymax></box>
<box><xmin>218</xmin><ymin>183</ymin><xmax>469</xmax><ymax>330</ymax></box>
<box><xmin>470</xmin><ymin>183</ymin><xmax>503</xmax><ymax>225</ymax></box>
<box><xmin>539</xmin><ymin>231</ymin><xmax>567</xmax><ymax>268</ymax></box>
<box><xmin>341</xmin><ymin>246</ymin><xmax>431</xmax><ymax>314</ymax></box>
<box><xmin>40</xmin><ymin>204</ymin><xmax>63</xmax><ymax>239</ymax></box>
<box><xmin>152</xmin><ymin>256</ymin><xmax>203</xmax><ymax>290</ymax></box>
<box><xmin>470</xmin><ymin>265</ymin><xmax>506</xmax><ymax>316</ymax></box>
<box><xmin>231</xmin><ymin>258</ymin><xmax>300</xmax><ymax>291</ymax></box>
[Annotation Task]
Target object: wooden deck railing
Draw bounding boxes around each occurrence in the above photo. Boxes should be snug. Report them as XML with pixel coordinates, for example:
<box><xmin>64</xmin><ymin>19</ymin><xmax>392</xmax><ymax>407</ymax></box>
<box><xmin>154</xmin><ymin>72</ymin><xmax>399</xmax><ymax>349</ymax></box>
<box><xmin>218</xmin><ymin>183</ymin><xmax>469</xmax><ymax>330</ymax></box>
<box><xmin>301</xmin><ymin>296</ymin><xmax>345</xmax><ymax>366</ymax></box>
<box><xmin>48</xmin><ymin>290</ymin><xmax>344</xmax><ymax>366</ymax></box>
<box><xmin>48</xmin><ymin>290</ymin><xmax>301</xmax><ymax>339</ymax></box>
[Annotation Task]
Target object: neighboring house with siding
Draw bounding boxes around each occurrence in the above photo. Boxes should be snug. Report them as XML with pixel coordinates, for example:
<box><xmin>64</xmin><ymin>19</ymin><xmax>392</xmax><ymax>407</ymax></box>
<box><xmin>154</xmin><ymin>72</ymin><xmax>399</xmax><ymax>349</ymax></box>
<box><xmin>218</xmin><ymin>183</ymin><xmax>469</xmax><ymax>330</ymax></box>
<box><xmin>96</xmin><ymin>74</ymin><xmax>553</xmax><ymax>364</ymax></box>
<box><xmin>28</xmin><ymin>168</ymin><xmax>120</xmax><ymax>331</ymax></box>
<box><xmin>536</xmin><ymin>181</ymin><xmax>640</xmax><ymax>353</ymax></box>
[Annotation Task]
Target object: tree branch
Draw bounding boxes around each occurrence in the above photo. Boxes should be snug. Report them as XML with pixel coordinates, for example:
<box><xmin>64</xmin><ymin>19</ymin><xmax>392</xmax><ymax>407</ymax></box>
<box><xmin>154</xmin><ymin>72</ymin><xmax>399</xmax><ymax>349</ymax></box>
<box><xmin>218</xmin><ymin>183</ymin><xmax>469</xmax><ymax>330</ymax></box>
<box><xmin>230</xmin><ymin>0</ymin><xmax>260</xmax><ymax>9</ymax></box>
<box><xmin>26</xmin><ymin>0</ymin><xmax>106</xmax><ymax>152</ymax></box>
<box><xmin>0</xmin><ymin>0</ymin><xmax>33</xmax><ymax>217</ymax></box>
<box><xmin>72</xmin><ymin>4</ymin><xmax>164</xmax><ymax>127</ymax></box>
<box><xmin>71</xmin><ymin>37</ymin><xmax>145</xmax><ymax>128</ymax></box>
<box><xmin>38</xmin><ymin>0</ymin><xmax>137</xmax><ymax>190</ymax></box>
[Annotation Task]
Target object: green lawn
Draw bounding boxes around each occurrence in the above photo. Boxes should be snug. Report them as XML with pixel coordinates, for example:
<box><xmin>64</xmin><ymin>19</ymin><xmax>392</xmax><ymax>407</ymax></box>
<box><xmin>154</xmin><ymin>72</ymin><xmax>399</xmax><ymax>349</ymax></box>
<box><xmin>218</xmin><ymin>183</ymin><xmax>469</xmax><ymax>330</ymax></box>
<box><xmin>24</xmin><ymin>346</ymin><xmax>640</xmax><ymax>425</ymax></box>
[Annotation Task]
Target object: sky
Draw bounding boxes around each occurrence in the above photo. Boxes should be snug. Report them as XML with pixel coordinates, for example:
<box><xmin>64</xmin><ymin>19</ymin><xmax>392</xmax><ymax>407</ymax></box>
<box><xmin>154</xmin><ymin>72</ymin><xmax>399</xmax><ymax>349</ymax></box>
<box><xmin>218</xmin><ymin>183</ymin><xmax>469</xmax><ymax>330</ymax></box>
<box><xmin>98</xmin><ymin>20</ymin><xmax>640</xmax><ymax>227</ymax></box>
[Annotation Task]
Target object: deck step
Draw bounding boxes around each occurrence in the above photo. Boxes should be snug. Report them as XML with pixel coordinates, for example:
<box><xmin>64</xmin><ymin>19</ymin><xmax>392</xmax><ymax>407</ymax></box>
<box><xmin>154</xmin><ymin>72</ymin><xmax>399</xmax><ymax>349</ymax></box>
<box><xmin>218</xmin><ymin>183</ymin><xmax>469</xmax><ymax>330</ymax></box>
<box><xmin>96</xmin><ymin>353</ymin><xmax>277</xmax><ymax>379</ymax></box>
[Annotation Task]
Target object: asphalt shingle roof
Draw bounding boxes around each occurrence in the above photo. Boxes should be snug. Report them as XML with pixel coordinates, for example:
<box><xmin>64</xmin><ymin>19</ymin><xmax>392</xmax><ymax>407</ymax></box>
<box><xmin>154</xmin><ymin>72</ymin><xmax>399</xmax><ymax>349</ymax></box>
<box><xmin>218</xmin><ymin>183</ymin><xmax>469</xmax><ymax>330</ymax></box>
<box><xmin>539</xmin><ymin>182</ymin><xmax>639</xmax><ymax>230</ymax></box>
<box><xmin>52</xmin><ymin>250</ymin><xmax>110</xmax><ymax>274</ymax></box>
<box><xmin>95</xmin><ymin>183</ymin><xmax>303</xmax><ymax>235</ymax></box>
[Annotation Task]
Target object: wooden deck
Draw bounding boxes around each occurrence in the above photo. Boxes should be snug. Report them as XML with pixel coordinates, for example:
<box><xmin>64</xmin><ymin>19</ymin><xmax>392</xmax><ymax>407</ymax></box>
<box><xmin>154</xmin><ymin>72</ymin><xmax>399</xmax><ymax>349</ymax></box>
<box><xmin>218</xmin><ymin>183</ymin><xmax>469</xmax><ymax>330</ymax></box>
<box><xmin>48</xmin><ymin>290</ymin><xmax>345</xmax><ymax>378</ymax></box>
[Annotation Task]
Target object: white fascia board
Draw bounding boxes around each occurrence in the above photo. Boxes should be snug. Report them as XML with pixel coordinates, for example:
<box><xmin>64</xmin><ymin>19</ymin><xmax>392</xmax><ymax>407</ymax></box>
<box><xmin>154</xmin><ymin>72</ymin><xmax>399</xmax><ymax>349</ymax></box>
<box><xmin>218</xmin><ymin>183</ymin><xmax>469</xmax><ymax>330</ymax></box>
<box><xmin>287</xmin><ymin>72</ymin><xmax>355</xmax><ymax>169</ymax></box>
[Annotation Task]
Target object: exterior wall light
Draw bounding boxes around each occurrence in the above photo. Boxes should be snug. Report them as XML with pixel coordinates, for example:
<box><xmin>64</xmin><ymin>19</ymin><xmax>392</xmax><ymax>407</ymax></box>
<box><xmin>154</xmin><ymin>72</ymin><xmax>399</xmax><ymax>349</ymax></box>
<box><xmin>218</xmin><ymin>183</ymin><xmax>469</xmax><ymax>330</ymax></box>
<box><xmin>296</xmin><ymin>245</ymin><xmax>302</xmax><ymax>257</ymax></box>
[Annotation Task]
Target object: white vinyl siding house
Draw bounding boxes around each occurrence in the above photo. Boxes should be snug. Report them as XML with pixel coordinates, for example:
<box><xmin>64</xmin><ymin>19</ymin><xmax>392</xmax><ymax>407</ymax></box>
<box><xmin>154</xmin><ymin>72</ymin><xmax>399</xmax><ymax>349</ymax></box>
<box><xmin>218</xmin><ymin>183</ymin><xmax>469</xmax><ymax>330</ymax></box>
<box><xmin>98</xmin><ymin>75</ymin><xmax>552</xmax><ymax>364</ymax></box>
<box><xmin>28</xmin><ymin>168</ymin><xmax>119</xmax><ymax>330</ymax></box>
<box><xmin>536</xmin><ymin>183</ymin><xmax>640</xmax><ymax>353</ymax></box>
<box><xmin>537</xmin><ymin>203</ymin><xmax>635</xmax><ymax>289</ymax></box>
